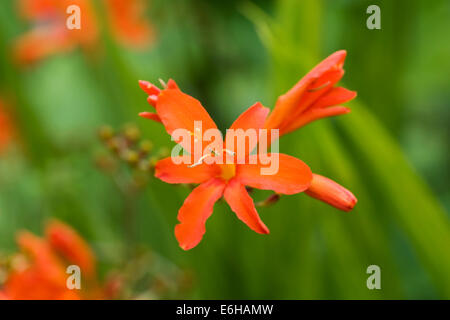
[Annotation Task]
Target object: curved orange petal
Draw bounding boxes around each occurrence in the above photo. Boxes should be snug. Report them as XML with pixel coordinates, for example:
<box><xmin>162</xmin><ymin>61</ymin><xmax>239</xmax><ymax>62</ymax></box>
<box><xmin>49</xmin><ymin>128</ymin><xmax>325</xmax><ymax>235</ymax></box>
<box><xmin>16</xmin><ymin>232</ymin><xmax>67</xmax><ymax>286</ymax></box>
<box><xmin>19</xmin><ymin>0</ymin><xmax>57</xmax><ymax>20</ymax></box>
<box><xmin>138</xmin><ymin>111</ymin><xmax>162</xmax><ymax>123</ymax></box>
<box><xmin>156</xmin><ymin>89</ymin><xmax>218</xmax><ymax>153</ymax></box>
<box><xmin>175</xmin><ymin>178</ymin><xmax>226</xmax><ymax>250</ymax></box>
<box><xmin>224</xmin><ymin>178</ymin><xmax>269</xmax><ymax>234</ymax></box>
<box><xmin>288</xmin><ymin>68</ymin><xmax>345</xmax><ymax>119</ymax></box>
<box><xmin>139</xmin><ymin>79</ymin><xmax>180</xmax><ymax>109</ymax></box>
<box><xmin>282</xmin><ymin>106</ymin><xmax>351</xmax><ymax>135</ymax></box>
<box><xmin>0</xmin><ymin>101</ymin><xmax>15</xmax><ymax>154</ymax></box>
<box><xmin>156</xmin><ymin>89</ymin><xmax>217</xmax><ymax>133</ymax></box>
<box><xmin>106</xmin><ymin>0</ymin><xmax>154</xmax><ymax>48</ymax></box>
<box><xmin>138</xmin><ymin>80</ymin><xmax>161</xmax><ymax>96</ymax></box>
<box><xmin>155</xmin><ymin>156</ymin><xmax>220</xmax><ymax>184</ymax></box>
<box><xmin>226</xmin><ymin>102</ymin><xmax>270</xmax><ymax>136</ymax></box>
<box><xmin>224</xmin><ymin>102</ymin><xmax>270</xmax><ymax>155</ymax></box>
<box><xmin>167</xmin><ymin>79</ymin><xmax>179</xmax><ymax>90</ymax></box>
<box><xmin>45</xmin><ymin>220</ymin><xmax>96</xmax><ymax>277</ymax></box>
<box><xmin>311</xmin><ymin>87</ymin><xmax>357</xmax><ymax>109</ymax></box>
<box><xmin>236</xmin><ymin>153</ymin><xmax>312</xmax><ymax>194</ymax></box>
<box><xmin>305</xmin><ymin>174</ymin><xmax>357</xmax><ymax>212</ymax></box>
<box><xmin>13</xmin><ymin>27</ymin><xmax>73</xmax><ymax>65</ymax></box>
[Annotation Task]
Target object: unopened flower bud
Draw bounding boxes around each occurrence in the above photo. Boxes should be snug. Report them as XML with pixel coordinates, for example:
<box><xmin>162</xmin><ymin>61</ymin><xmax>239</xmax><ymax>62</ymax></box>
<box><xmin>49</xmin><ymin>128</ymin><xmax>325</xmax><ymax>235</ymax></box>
<box><xmin>305</xmin><ymin>174</ymin><xmax>357</xmax><ymax>212</ymax></box>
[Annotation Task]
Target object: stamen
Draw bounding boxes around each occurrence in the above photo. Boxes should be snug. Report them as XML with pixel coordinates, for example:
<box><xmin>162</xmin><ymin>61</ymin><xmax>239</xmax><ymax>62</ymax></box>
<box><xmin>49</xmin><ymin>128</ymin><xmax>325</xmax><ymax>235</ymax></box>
<box><xmin>255</xmin><ymin>193</ymin><xmax>280</xmax><ymax>207</ymax></box>
<box><xmin>208</xmin><ymin>148</ymin><xmax>219</xmax><ymax>156</ymax></box>
<box><xmin>223</xmin><ymin>149</ymin><xmax>235</xmax><ymax>156</ymax></box>
<box><xmin>186</xmin><ymin>148</ymin><xmax>234</xmax><ymax>168</ymax></box>
<box><xmin>308</xmin><ymin>81</ymin><xmax>331</xmax><ymax>92</ymax></box>
<box><xmin>158</xmin><ymin>78</ymin><xmax>167</xmax><ymax>89</ymax></box>
<box><xmin>188</xmin><ymin>154</ymin><xmax>210</xmax><ymax>168</ymax></box>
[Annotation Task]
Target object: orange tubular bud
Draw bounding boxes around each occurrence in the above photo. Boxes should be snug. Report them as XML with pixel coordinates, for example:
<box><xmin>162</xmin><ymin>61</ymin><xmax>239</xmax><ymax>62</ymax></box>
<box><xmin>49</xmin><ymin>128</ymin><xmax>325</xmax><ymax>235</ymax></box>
<box><xmin>305</xmin><ymin>174</ymin><xmax>357</xmax><ymax>212</ymax></box>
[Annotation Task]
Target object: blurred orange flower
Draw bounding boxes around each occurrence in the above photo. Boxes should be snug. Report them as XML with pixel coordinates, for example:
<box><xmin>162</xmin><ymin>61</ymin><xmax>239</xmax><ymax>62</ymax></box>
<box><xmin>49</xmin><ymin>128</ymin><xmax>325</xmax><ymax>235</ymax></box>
<box><xmin>106</xmin><ymin>0</ymin><xmax>155</xmax><ymax>48</ymax></box>
<box><xmin>0</xmin><ymin>99</ymin><xmax>15</xmax><ymax>154</ymax></box>
<box><xmin>0</xmin><ymin>220</ymin><xmax>105</xmax><ymax>300</ymax></box>
<box><xmin>14</xmin><ymin>0</ymin><xmax>155</xmax><ymax>65</ymax></box>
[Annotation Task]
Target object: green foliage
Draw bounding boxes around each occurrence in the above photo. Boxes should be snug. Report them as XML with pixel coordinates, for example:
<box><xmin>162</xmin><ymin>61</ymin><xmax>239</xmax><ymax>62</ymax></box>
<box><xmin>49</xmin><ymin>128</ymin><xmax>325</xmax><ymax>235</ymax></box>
<box><xmin>0</xmin><ymin>0</ymin><xmax>448</xmax><ymax>299</ymax></box>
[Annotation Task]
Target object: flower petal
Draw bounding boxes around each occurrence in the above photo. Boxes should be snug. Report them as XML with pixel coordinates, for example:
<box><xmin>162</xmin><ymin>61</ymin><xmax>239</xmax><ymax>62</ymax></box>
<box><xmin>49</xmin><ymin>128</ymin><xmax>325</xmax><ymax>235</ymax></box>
<box><xmin>13</xmin><ymin>27</ymin><xmax>73</xmax><ymax>65</ymax></box>
<box><xmin>175</xmin><ymin>178</ymin><xmax>226</xmax><ymax>250</ymax></box>
<box><xmin>139</xmin><ymin>79</ymin><xmax>179</xmax><ymax>107</ymax></box>
<box><xmin>236</xmin><ymin>153</ymin><xmax>312</xmax><ymax>194</ymax></box>
<box><xmin>282</xmin><ymin>106</ymin><xmax>351</xmax><ymax>135</ymax></box>
<box><xmin>106</xmin><ymin>0</ymin><xmax>154</xmax><ymax>48</ymax></box>
<box><xmin>45</xmin><ymin>220</ymin><xmax>96</xmax><ymax>277</ymax></box>
<box><xmin>138</xmin><ymin>80</ymin><xmax>161</xmax><ymax>96</ymax></box>
<box><xmin>16</xmin><ymin>232</ymin><xmax>67</xmax><ymax>285</ymax></box>
<box><xmin>305</xmin><ymin>174</ymin><xmax>357</xmax><ymax>212</ymax></box>
<box><xmin>155</xmin><ymin>156</ymin><xmax>220</xmax><ymax>184</ymax></box>
<box><xmin>311</xmin><ymin>87</ymin><xmax>357</xmax><ymax>109</ymax></box>
<box><xmin>167</xmin><ymin>79</ymin><xmax>179</xmax><ymax>89</ymax></box>
<box><xmin>304</xmin><ymin>50</ymin><xmax>347</xmax><ymax>80</ymax></box>
<box><xmin>138</xmin><ymin>111</ymin><xmax>162</xmax><ymax>123</ymax></box>
<box><xmin>156</xmin><ymin>89</ymin><xmax>218</xmax><ymax>153</ymax></box>
<box><xmin>224</xmin><ymin>178</ymin><xmax>269</xmax><ymax>234</ymax></box>
<box><xmin>224</xmin><ymin>102</ymin><xmax>270</xmax><ymax>155</ymax></box>
<box><xmin>226</xmin><ymin>102</ymin><xmax>269</xmax><ymax>138</ymax></box>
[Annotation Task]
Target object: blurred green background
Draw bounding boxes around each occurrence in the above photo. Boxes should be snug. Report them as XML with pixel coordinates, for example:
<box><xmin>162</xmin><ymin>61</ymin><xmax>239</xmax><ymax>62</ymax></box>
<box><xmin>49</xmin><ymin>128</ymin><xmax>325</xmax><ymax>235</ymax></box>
<box><xmin>0</xmin><ymin>0</ymin><xmax>449</xmax><ymax>299</ymax></box>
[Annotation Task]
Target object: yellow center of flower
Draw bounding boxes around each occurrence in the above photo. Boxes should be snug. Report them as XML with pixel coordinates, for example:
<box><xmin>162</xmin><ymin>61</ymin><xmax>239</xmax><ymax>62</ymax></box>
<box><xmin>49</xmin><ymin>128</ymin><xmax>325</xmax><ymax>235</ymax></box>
<box><xmin>220</xmin><ymin>163</ymin><xmax>236</xmax><ymax>181</ymax></box>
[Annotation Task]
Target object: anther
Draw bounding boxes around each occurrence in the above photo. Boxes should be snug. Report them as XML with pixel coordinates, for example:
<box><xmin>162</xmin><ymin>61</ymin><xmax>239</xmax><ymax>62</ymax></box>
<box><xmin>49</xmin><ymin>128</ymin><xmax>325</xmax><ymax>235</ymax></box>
<box><xmin>188</xmin><ymin>154</ymin><xmax>210</xmax><ymax>168</ymax></box>
<box><xmin>159</xmin><ymin>78</ymin><xmax>167</xmax><ymax>89</ymax></box>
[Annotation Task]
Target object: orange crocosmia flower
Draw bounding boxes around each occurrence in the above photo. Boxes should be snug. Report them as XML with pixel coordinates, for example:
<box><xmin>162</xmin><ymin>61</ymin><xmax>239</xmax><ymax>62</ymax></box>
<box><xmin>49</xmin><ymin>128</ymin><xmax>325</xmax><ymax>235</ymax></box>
<box><xmin>264</xmin><ymin>50</ymin><xmax>357</xmax><ymax>212</ymax></box>
<box><xmin>45</xmin><ymin>220</ymin><xmax>96</xmax><ymax>278</ymax></box>
<box><xmin>1</xmin><ymin>231</ymin><xmax>80</xmax><ymax>300</ymax></box>
<box><xmin>106</xmin><ymin>0</ymin><xmax>155</xmax><ymax>48</ymax></box>
<box><xmin>0</xmin><ymin>220</ymin><xmax>104</xmax><ymax>300</ymax></box>
<box><xmin>265</xmin><ymin>50</ymin><xmax>357</xmax><ymax>137</ymax></box>
<box><xmin>0</xmin><ymin>99</ymin><xmax>15</xmax><ymax>154</ymax></box>
<box><xmin>15</xmin><ymin>0</ymin><xmax>154</xmax><ymax>65</ymax></box>
<box><xmin>139</xmin><ymin>58</ymin><xmax>357</xmax><ymax>242</ymax></box>
<box><xmin>139</xmin><ymin>80</ymin><xmax>313</xmax><ymax>250</ymax></box>
<box><xmin>15</xmin><ymin>0</ymin><xmax>98</xmax><ymax>64</ymax></box>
